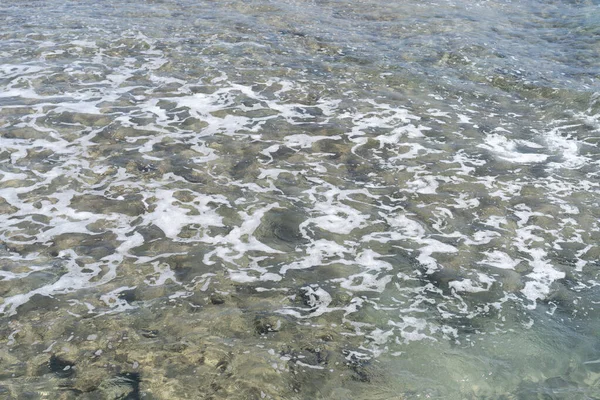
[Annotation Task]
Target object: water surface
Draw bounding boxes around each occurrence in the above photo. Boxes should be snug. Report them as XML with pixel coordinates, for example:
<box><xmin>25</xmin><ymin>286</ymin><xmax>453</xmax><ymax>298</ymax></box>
<box><xmin>1</xmin><ymin>0</ymin><xmax>600</xmax><ymax>398</ymax></box>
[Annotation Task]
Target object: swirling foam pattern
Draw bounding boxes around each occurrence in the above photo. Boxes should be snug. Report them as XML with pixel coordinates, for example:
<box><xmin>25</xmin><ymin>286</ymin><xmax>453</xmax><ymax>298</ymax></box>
<box><xmin>1</xmin><ymin>0</ymin><xmax>600</xmax><ymax>398</ymax></box>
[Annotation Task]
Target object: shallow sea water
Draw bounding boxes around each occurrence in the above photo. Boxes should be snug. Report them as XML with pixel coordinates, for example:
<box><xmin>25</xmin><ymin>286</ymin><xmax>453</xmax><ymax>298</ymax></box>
<box><xmin>1</xmin><ymin>0</ymin><xmax>600</xmax><ymax>398</ymax></box>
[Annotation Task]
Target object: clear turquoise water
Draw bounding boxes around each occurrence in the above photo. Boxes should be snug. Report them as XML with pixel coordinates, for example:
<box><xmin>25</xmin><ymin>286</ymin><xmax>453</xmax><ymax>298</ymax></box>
<box><xmin>1</xmin><ymin>0</ymin><xmax>599</xmax><ymax>398</ymax></box>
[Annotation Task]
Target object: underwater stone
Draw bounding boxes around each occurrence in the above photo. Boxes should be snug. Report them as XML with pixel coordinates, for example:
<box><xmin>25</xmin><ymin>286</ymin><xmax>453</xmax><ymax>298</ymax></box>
<box><xmin>16</xmin><ymin>294</ymin><xmax>60</xmax><ymax>315</ymax></box>
<box><xmin>70</xmin><ymin>194</ymin><xmax>146</xmax><ymax>217</ymax></box>
<box><xmin>97</xmin><ymin>372</ymin><xmax>141</xmax><ymax>400</ymax></box>
<box><xmin>47</xmin><ymin>355</ymin><xmax>76</xmax><ymax>378</ymax></box>
<box><xmin>253</xmin><ymin>315</ymin><xmax>280</xmax><ymax>335</ymax></box>
<box><xmin>254</xmin><ymin>208</ymin><xmax>308</xmax><ymax>252</ymax></box>
<box><xmin>118</xmin><ymin>289</ymin><xmax>137</xmax><ymax>304</ymax></box>
<box><xmin>140</xmin><ymin>329</ymin><xmax>159</xmax><ymax>339</ymax></box>
<box><xmin>210</xmin><ymin>293</ymin><xmax>225</xmax><ymax>305</ymax></box>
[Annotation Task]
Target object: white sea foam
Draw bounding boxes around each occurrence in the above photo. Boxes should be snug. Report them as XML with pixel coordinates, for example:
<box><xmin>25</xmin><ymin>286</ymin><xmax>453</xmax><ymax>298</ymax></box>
<box><xmin>543</xmin><ymin>125</ymin><xmax>588</xmax><ymax>169</ymax></box>
<box><xmin>449</xmin><ymin>278</ymin><xmax>490</xmax><ymax>293</ymax></box>
<box><xmin>284</xmin><ymin>134</ymin><xmax>341</xmax><ymax>149</ymax></box>
<box><xmin>479</xmin><ymin>133</ymin><xmax>548</xmax><ymax>163</ymax></box>
<box><xmin>142</xmin><ymin>189</ymin><xmax>225</xmax><ymax>240</ymax></box>
<box><xmin>478</xmin><ymin>251</ymin><xmax>521</xmax><ymax>270</ymax></box>
<box><xmin>337</xmin><ymin>250</ymin><xmax>393</xmax><ymax>292</ymax></box>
